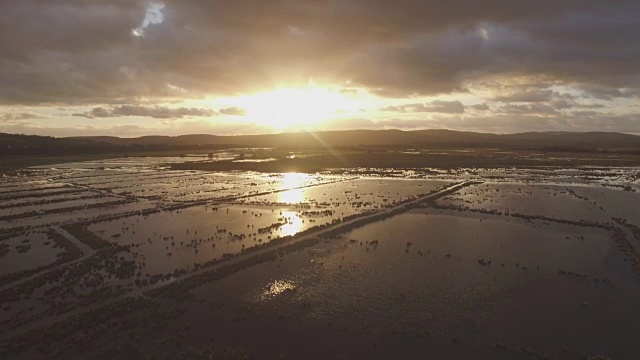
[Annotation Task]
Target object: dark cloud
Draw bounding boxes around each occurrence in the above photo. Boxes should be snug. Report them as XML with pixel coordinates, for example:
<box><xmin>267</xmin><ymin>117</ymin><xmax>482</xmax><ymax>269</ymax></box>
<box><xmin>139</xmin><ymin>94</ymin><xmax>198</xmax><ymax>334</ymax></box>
<box><xmin>579</xmin><ymin>86</ymin><xmax>640</xmax><ymax>100</ymax></box>
<box><xmin>580</xmin><ymin>103</ymin><xmax>606</xmax><ymax>109</ymax></box>
<box><xmin>469</xmin><ymin>103</ymin><xmax>491</xmax><ymax>111</ymax></box>
<box><xmin>1</xmin><ymin>0</ymin><xmax>639</xmax><ymax>105</ymax></box>
<box><xmin>73</xmin><ymin>105</ymin><xmax>219</xmax><ymax>119</ymax></box>
<box><xmin>549</xmin><ymin>99</ymin><xmax>577</xmax><ymax>110</ymax></box>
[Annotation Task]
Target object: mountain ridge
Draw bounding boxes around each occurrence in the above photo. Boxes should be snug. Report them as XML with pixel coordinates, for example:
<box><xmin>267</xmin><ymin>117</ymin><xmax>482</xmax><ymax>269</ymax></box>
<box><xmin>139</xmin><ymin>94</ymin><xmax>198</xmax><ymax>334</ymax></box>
<box><xmin>3</xmin><ymin>129</ymin><xmax>640</xmax><ymax>155</ymax></box>
<box><xmin>64</xmin><ymin>129</ymin><xmax>640</xmax><ymax>149</ymax></box>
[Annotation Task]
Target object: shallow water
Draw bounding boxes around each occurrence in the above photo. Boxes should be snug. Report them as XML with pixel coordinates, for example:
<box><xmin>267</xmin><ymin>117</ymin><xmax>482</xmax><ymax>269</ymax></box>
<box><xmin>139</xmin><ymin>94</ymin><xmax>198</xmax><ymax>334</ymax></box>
<box><xmin>2</xmin><ymin>160</ymin><xmax>640</xmax><ymax>359</ymax></box>
<box><xmin>0</xmin><ymin>232</ymin><xmax>64</xmax><ymax>277</ymax></box>
<box><xmin>88</xmin><ymin>204</ymin><xmax>339</xmax><ymax>274</ymax></box>
<box><xmin>193</xmin><ymin>210</ymin><xmax>640</xmax><ymax>358</ymax></box>
<box><xmin>437</xmin><ymin>182</ymin><xmax>640</xmax><ymax>225</ymax></box>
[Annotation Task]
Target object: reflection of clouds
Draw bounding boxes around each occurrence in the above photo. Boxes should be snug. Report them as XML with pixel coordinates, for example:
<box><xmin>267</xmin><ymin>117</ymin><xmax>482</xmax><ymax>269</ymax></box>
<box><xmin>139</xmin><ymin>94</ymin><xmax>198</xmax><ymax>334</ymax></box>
<box><xmin>280</xmin><ymin>210</ymin><xmax>303</xmax><ymax>237</ymax></box>
<box><xmin>278</xmin><ymin>172</ymin><xmax>309</xmax><ymax>204</ymax></box>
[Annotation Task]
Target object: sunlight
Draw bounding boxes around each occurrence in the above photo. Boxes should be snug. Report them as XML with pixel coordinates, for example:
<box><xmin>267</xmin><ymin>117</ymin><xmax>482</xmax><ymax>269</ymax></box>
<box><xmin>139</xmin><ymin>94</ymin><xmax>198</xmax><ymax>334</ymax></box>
<box><xmin>279</xmin><ymin>210</ymin><xmax>304</xmax><ymax>237</ymax></box>
<box><xmin>279</xmin><ymin>188</ymin><xmax>304</xmax><ymax>204</ymax></box>
<box><xmin>241</xmin><ymin>86</ymin><xmax>355</xmax><ymax>130</ymax></box>
<box><xmin>260</xmin><ymin>279</ymin><xmax>296</xmax><ymax>300</ymax></box>
<box><xmin>278</xmin><ymin>172</ymin><xmax>309</xmax><ymax>204</ymax></box>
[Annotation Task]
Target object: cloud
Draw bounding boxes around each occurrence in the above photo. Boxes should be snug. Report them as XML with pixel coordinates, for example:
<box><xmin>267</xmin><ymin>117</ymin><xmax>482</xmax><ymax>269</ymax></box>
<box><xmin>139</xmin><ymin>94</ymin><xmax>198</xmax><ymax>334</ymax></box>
<box><xmin>548</xmin><ymin>99</ymin><xmax>576</xmax><ymax>110</ymax></box>
<box><xmin>381</xmin><ymin>100</ymin><xmax>465</xmax><ymax>114</ymax></box>
<box><xmin>469</xmin><ymin>103</ymin><xmax>490</xmax><ymax>111</ymax></box>
<box><xmin>580</xmin><ymin>103</ymin><xmax>605</xmax><ymax>109</ymax></box>
<box><xmin>491</xmin><ymin>90</ymin><xmax>555</xmax><ymax>103</ymax></box>
<box><xmin>579</xmin><ymin>86</ymin><xmax>640</xmax><ymax>100</ymax></box>
<box><xmin>131</xmin><ymin>2</ymin><xmax>165</xmax><ymax>37</ymax></box>
<box><xmin>1</xmin><ymin>111</ymin><xmax>48</xmax><ymax>121</ymax></box>
<box><xmin>73</xmin><ymin>105</ymin><xmax>219</xmax><ymax>119</ymax></box>
<box><xmin>497</xmin><ymin>103</ymin><xmax>561</xmax><ymax>116</ymax></box>
<box><xmin>1</xmin><ymin>1</ymin><xmax>639</xmax><ymax>105</ymax></box>
<box><xmin>219</xmin><ymin>107</ymin><xmax>246</xmax><ymax>116</ymax></box>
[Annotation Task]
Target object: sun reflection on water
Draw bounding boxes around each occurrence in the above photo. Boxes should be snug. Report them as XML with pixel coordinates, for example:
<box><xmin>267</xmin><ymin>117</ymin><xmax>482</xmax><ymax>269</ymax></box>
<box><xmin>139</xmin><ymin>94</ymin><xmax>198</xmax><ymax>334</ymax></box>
<box><xmin>278</xmin><ymin>172</ymin><xmax>309</xmax><ymax>204</ymax></box>
<box><xmin>261</xmin><ymin>279</ymin><xmax>296</xmax><ymax>300</ymax></box>
<box><xmin>280</xmin><ymin>210</ymin><xmax>303</xmax><ymax>237</ymax></box>
<box><xmin>279</xmin><ymin>188</ymin><xmax>304</xmax><ymax>204</ymax></box>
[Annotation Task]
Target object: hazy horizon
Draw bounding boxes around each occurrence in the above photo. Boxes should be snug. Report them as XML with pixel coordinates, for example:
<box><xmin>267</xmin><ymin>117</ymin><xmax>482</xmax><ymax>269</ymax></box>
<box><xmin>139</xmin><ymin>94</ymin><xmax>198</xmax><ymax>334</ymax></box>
<box><xmin>1</xmin><ymin>1</ymin><xmax>640</xmax><ymax>137</ymax></box>
<box><xmin>4</xmin><ymin>127</ymin><xmax>640</xmax><ymax>141</ymax></box>
<box><xmin>61</xmin><ymin>128</ymin><xmax>640</xmax><ymax>140</ymax></box>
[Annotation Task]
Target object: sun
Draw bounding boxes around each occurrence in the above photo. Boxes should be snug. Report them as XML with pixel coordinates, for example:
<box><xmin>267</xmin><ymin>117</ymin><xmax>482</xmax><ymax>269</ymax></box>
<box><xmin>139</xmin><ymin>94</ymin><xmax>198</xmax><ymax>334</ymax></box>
<box><xmin>241</xmin><ymin>86</ymin><xmax>354</xmax><ymax>130</ymax></box>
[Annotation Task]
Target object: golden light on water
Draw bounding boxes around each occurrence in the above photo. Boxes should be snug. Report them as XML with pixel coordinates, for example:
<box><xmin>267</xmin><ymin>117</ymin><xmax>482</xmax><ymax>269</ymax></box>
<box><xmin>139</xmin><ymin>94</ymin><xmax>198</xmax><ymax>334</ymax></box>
<box><xmin>280</xmin><ymin>210</ymin><xmax>304</xmax><ymax>237</ymax></box>
<box><xmin>278</xmin><ymin>172</ymin><xmax>309</xmax><ymax>204</ymax></box>
<box><xmin>279</xmin><ymin>188</ymin><xmax>304</xmax><ymax>204</ymax></box>
<box><xmin>276</xmin><ymin>173</ymin><xmax>308</xmax><ymax>236</ymax></box>
<box><xmin>261</xmin><ymin>280</ymin><xmax>296</xmax><ymax>300</ymax></box>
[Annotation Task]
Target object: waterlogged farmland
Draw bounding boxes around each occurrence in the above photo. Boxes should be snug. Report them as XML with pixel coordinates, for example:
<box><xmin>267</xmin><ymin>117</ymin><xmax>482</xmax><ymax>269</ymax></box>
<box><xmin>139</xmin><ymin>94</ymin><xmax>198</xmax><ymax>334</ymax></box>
<box><xmin>1</xmin><ymin>155</ymin><xmax>640</xmax><ymax>359</ymax></box>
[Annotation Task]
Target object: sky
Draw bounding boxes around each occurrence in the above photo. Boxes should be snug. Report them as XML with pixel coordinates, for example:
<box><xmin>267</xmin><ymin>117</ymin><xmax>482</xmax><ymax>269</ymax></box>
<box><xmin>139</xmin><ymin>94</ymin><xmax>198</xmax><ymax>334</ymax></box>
<box><xmin>1</xmin><ymin>0</ymin><xmax>639</xmax><ymax>137</ymax></box>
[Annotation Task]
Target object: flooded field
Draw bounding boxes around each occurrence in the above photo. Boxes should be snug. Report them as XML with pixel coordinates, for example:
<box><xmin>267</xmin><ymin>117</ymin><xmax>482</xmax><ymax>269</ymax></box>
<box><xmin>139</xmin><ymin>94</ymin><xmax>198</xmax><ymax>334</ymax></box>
<box><xmin>1</xmin><ymin>155</ymin><xmax>639</xmax><ymax>359</ymax></box>
<box><xmin>188</xmin><ymin>211</ymin><xmax>640</xmax><ymax>359</ymax></box>
<box><xmin>437</xmin><ymin>183</ymin><xmax>640</xmax><ymax>227</ymax></box>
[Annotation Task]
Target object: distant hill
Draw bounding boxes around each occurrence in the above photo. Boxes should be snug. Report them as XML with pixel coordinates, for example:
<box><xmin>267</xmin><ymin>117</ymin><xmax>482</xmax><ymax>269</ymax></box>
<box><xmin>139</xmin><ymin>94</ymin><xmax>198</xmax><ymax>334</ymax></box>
<box><xmin>3</xmin><ymin>130</ymin><xmax>640</xmax><ymax>156</ymax></box>
<box><xmin>68</xmin><ymin>129</ymin><xmax>640</xmax><ymax>152</ymax></box>
<box><xmin>0</xmin><ymin>133</ymin><xmax>116</xmax><ymax>154</ymax></box>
